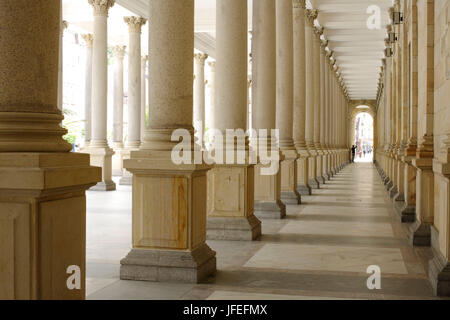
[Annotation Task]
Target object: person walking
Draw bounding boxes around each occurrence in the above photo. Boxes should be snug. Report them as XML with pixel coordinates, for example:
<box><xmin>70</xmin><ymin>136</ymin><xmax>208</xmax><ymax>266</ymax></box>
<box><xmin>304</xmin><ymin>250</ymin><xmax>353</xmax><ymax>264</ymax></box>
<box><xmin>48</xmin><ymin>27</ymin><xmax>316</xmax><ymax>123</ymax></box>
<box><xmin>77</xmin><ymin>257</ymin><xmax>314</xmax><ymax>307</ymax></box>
<box><xmin>351</xmin><ymin>145</ymin><xmax>357</xmax><ymax>163</ymax></box>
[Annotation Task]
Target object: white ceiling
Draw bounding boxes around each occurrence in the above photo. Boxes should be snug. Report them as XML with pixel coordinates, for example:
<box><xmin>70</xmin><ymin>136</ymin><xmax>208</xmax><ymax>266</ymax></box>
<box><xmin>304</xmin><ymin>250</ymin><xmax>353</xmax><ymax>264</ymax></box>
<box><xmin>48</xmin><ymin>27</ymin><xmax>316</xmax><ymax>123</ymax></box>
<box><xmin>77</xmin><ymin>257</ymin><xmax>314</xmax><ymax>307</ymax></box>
<box><xmin>64</xmin><ymin>0</ymin><xmax>391</xmax><ymax>100</ymax></box>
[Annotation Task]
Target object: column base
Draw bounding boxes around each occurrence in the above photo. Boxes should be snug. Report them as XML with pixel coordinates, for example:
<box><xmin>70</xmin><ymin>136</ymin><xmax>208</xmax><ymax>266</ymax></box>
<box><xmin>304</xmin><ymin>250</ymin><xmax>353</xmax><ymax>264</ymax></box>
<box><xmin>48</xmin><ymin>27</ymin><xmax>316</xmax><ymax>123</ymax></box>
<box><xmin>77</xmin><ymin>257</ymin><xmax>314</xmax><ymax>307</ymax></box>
<box><xmin>207</xmin><ymin>216</ymin><xmax>261</xmax><ymax>241</ymax></box>
<box><xmin>408</xmin><ymin>220</ymin><xmax>431</xmax><ymax>247</ymax></box>
<box><xmin>90</xmin><ymin>180</ymin><xmax>117</xmax><ymax>191</ymax></box>
<box><xmin>393</xmin><ymin>192</ymin><xmax>404</xmax><ymax>202</ymax></box>
<box><xmin>254</xmin><ymin>200</ymin><xmax>286</xmax><ymax>219</ymax></box>
<box><xmin>120</xmin><ymin>243</ymin><xmax>216</xmax><ymax>284</ymax></box>
<box><xmin>316</xmin><ymin>176</ymin><xmax>326</xmax><ymax>185</ymax></box>
<box><xmin>428</xmin><ymin>250</ymin><xmax>450</xmax><ymax>297</ymax></box>
<box><xmin>400</xmin><ymin>205</ymin><xmax>416</xmax><ymax>223</ymax></box>
<box><xmin>389</xmin><ymin>185</ymin><xmax>397</xmax><ymax>198</ymax></box>
<box><xmin>297</xmin><ymin>184</ymin><xmax>312</xmax><ymax>196</ymax></box>
<box><xmin>308</xmin><ymin>178</ymin><xmax>320</xmax><ymax>189</ymax></box>
<box><xmin>281</xmin><ymin>191</ymin><xmax>301</xmax><ymax>205</ymax></box>
<box><xmin>327</xmin><ymin>170</ymin><xmax>334</xmax><ymax>179</ymax></box>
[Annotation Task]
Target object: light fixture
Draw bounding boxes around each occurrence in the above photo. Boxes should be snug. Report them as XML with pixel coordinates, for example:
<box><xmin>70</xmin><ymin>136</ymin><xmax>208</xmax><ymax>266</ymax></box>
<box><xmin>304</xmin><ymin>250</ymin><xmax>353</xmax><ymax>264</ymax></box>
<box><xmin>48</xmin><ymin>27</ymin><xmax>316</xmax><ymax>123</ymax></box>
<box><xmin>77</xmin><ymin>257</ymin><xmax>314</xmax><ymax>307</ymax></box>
<box><xmin>388</xmin><ymin>31</ymin><xmax>398</xmax><ymax>43</ymax></box>
<box><xmin>392</xmin><ymin>11</ymin><xmax>403</xmax><ymax>24</ymax></box>
<box><xmin>385</xmin><ymin>47</ymin><xmax>393</xmax><ymax>57</ymax></box>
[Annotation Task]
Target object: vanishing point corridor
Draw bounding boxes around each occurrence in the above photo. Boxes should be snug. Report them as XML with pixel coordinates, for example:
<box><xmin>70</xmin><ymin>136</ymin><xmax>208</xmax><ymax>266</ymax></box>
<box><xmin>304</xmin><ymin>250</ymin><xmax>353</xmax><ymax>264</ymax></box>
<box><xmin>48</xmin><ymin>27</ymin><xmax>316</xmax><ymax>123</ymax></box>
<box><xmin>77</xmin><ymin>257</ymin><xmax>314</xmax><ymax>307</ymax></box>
<box><xmin>86</xmin><ymin>162</ymin><xmax>438</xmax><ymax>300</ymax></box>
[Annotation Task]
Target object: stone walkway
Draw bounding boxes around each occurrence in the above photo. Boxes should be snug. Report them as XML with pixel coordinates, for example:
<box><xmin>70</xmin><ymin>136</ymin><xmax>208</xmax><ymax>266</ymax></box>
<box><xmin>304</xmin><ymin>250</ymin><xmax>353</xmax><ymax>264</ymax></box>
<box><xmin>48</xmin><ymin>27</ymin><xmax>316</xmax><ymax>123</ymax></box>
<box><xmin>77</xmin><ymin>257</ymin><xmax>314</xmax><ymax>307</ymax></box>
<box><xmin>86</xmin><ymin>163</ymin><xmax>442</xmax><ymax>300</ymax></box>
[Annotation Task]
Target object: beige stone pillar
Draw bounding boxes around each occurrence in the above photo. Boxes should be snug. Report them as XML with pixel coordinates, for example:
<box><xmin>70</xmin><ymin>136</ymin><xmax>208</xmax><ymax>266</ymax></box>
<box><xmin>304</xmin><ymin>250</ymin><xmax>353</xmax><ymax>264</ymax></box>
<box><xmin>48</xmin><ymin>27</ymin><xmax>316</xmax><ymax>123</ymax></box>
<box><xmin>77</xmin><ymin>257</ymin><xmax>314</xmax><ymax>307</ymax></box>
<box><xmin>320</xmin><ymin>39</ymin><xmax>330</xmax><ymax>181</ymax></box>
<box><xmin>206</xmin><ymin>0</ymin><xmax>261</xmax><ymax>240</ymax></box>
<box><xmin>120</xmin><ymin>0</ymin><xmax>216</xmax><ymax>283</ymax></box>
<box><xmin>277</xmin><ymin>0</ymin><xmax>301</xmax><ymax>205</ymax></box>
<box><xmin>81</xmin><ymin>34</ymin><xmax>94</xmax><ymax>148</ymax></box>
<box><xmin>141</xmin><ymin>55</ymin><xmax>148</xmax><ymax>141</ymax></box>
<box><xmin>410</xmin><ymin>0</ymin><xmax>434</xmax><ymax>247</ymax></box>
<box><xmin>87</xmin><ymin>0</ymin><xmax>116</xmax><ymax>191</ymax></box>
<box><xmin>313</xmin><ymin>26</ymin><xmax>324</xmax><ymax>184</ymax></box>
<box><xmin>58</xmin><ymin>20</ymin><xmax>68</xmax><ymax>111</ymax></box>
<box><xmin>0</xmin><ymin>0</ymin><xmax>101</xmax><ymax>299</ymax></box>
<box><xmin>293</xmin><ymin>0</ymin><xmax>311</xmax><ymax>195</ymax></box>
<box><xmin>325</xmin><ymin>50</ymin><xmax>333</xmax><ymax>177</ymax></box>
<box><xmin>111</xmin><ymin>45</ymin><xmax>126</xmax><ymax>177</ymax></box>
<box><xmin>251</xmin><ymin>0</ymin><xmax>285</xmax><ymax>219</ymax></box>
<box><xmin>120</xmin><ymin>16</ymin><xmax>147</xmax><ymax>186</ymax></box>
<box><xmin>112</xmin><ymin>45</ymin><xmax>126</xmax><ymax>150</ymax></box>
<box><xmin>305</xmin><ymin>9</ymin><xmax>320</xmax><ymax>189</ymax></box>
<box><xmin>194</xmin><ymin>53</ymin><xmax>208</xmax><ymax>149</ymax></box>
<box><xmin>402</xmin><ymin>0</ymin><xmax>418</xmax><ymax>222</ymax></box>
<box><xmin>207</xmin><ymin>61</ymin><xmax>216</xmax><ymax>147</ymax></box>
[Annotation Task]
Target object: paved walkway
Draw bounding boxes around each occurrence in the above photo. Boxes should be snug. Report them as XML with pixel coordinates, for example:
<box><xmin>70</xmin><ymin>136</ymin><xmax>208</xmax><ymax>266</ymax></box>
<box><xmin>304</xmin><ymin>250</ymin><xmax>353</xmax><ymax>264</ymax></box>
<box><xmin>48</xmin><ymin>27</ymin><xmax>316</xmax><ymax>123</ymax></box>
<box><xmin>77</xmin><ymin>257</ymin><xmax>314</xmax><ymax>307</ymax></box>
<box><xmin>86</xmin><ymin>163</ymin><xmax>441</xmax><ymax>300</ymax></box>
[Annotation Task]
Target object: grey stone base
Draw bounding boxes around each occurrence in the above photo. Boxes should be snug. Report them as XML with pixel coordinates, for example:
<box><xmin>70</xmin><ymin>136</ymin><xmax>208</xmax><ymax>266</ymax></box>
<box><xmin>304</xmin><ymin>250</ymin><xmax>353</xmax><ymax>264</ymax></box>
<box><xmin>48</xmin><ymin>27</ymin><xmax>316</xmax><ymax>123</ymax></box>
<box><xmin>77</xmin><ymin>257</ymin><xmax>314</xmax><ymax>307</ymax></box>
<box><xmin>428</xmin><ymin>251</ymin><xmax>450</xmax><ymax>296</ymax></box>
<box><xmin>327</xmin><ymin>171</ymin><xmax>334</xmax><ymax>179</ymax></box>
<box><xmin>119</xmin><ymin>176</ymin><xmax>132</xmax><ymax>185</ymax></box>
<box><xmin>322</xmin><ymin>174</ymin><xmax>329</xmax><ymax>182</ymax></box>
<box><xmin>400</xmin><ymin>205</ymin><xmax>416</xmax><ymax>223</ymax></box>
<box><xmin>297</xmin><ymin>184</ymin><xmax>311</xmax><ymax>196</ymax></box>
<box><xmin>409</xmin><ymin>221</ymin><xmax>431</xmax><ymax>247</ymax></box>
<box><xmin>308</xmin><ymin>178</ymin><xmax>320</xmax><ymax>189</ymax></box>
<box><xmin>317</xmin><ymin>175</ymin><xmax>326</xmax><ymax>185</ymax></box>
<box><xmin>90</xmin><ymin>180</ymin><xmax>116</xmax><ymax>191</ymax></box>
<box><xmin>383</xmin><ymin>176</ymin><xmax>390</xmax><ymax>185</ymax></box>
<box><xmin>386</xmin><ymin>180</ymin><xmax>393</xmax><ymax>190</ymax></box>
<box><xmin>120</xmin><ymin>244</ymin><xmax>217</xmax><ymax>283</ymax></box>
<box><xmin>254</xmin><ymin>200</ymin><xmax>286</xmax><ymax>219</ymax></box>
<box><xmin>281</xmin><ymin>191</ymin><xmax>301</xmax><ymax>205</ymax></box>
<box><xmin>207</xmin><ymin>215</ymin><xmax>261</xmax><ymax>241</ymax></box>
<box><xmin>393</xmin><ymin>192</ymin><xmax>404</xmax><ymax>202</ymax></box>
<box><xmin>389</xmin><ymin>186</ymin><xmax>398</xmax><ymax>198</ymax></box>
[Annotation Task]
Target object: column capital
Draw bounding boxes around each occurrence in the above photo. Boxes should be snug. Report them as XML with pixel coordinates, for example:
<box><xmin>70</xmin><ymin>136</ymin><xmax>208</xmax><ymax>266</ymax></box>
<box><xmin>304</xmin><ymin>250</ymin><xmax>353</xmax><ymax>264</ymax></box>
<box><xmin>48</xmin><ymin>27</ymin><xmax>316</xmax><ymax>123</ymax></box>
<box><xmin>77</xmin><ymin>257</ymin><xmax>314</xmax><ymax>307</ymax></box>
<box><xmin>293</xmin><ymin>0</ymin><xmax>306</xmax><ymax>9</ymax></box>
<box><xmin>62</xmin><ymin>20</ymin><xmax>69</xmax><ymax>30</ymax></box>
<box><xmin>124</xmin><ymin>16</ymin><xmax>147</xmax><ymax>33</ymax></box>
<box><xmin>305</xmin><ymin>9</ymin><xmax>318</xmax><ymax>25</ymax></box>
<box><xmin>88</xmin><ymin>0</ymin><xmax>115</xmax><ymax>17</ymax></box>
<box><xmin>112</xmin><ymin>45</ymin><xmax>126</xmax><ymax>60</ymax></box>
<box><xmin>314</xmin><ymin>25</ymin><xmax>324</xmax><ymax>37</ymax></box>
<box><xmin>82</xmin><ymin>34</ymin><xmax>94</xmax><ymax>48</ymax></box>
<box><xmin>208</xmin><ymin>61</ymin><xmax>216</xmax><ymax>71</ymax></box>
<box><xmin>194</xmin><ymin>53</ymin><xmax>209</xmax><ymax>65</ymax></box>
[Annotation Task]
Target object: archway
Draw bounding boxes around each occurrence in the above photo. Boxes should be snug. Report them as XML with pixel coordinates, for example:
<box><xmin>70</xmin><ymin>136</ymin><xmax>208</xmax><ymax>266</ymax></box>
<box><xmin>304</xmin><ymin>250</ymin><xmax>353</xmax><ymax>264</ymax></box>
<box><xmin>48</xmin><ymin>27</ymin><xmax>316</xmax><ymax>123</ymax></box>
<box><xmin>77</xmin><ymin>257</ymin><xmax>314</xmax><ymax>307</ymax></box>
<box><xmin>351</xmin><ymin>108</ymin><xmax>374</xmax><ymax>163</ymax></box>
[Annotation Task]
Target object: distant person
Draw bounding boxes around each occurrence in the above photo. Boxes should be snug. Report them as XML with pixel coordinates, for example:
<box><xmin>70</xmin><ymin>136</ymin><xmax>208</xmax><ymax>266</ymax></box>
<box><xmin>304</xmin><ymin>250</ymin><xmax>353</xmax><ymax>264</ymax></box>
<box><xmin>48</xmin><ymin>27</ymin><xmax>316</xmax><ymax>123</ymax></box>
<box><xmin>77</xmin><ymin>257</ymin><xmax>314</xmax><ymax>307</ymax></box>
<box><xmin>351</xmin><ymin>145</ymin><xmax>357</xmax><ymax>163</ymax></box>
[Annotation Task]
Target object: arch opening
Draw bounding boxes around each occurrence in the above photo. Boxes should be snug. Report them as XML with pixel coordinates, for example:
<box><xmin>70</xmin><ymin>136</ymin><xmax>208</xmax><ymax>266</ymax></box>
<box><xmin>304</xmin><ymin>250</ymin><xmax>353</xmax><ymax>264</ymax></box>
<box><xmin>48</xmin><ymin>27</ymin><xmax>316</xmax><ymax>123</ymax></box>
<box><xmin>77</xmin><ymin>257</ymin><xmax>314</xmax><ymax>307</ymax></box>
<box><xmin>352</xmin><ymin>111</ymin><xmax>374</xmax><ymax>163</ymax></box>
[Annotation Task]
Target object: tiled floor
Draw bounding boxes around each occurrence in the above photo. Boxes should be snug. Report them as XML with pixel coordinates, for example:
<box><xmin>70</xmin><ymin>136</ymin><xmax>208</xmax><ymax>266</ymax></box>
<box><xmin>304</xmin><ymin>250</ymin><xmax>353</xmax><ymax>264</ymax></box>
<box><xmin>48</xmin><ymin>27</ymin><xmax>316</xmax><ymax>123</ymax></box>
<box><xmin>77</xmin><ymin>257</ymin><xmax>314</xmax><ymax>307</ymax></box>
<box><xmin>86</xmin><ymin>163</ymin><xmax>443</xmax><ymax>300</ymax></box>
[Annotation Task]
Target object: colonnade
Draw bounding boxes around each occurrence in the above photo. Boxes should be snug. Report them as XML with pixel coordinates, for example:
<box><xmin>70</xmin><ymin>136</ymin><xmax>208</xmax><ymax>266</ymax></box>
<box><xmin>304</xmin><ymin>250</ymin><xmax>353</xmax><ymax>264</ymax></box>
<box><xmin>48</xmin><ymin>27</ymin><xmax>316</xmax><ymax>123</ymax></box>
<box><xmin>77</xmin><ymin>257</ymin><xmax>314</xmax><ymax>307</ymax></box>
<box><xmin>0</xmin><ymin>0</ymin><xmax>350</xmax><ymax>299</ymax></box>
<box><xmin>374</xmin><ymin>0</ymin><xmax>450</xmax><ymax>296</ymax></box>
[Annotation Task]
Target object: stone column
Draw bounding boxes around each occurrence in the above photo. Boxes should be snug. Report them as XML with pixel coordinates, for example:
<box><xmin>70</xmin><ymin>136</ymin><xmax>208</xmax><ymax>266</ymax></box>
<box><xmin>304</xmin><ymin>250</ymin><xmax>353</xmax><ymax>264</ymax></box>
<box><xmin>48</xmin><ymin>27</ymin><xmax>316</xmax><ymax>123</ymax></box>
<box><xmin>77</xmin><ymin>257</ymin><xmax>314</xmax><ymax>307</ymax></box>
<box><xmin>120</xmin><ymin>16</ymin><xmax>147</xmax><ymax>185</ymax></box>
<box><xmin>326</xmin><ymin>50</ymin><xmax>333</xmax><ymax>177</ymax></box>
<box><xmin>207</xmin><ymin>60</ymin><xmax>216</xmax><ymax>149</ymax></box>
<box><xmin>112</xmin><ymin>45</ymin><xmax>126</xmax><ymax>150</ymax></box>
<box><xmin>305</xmin><ymin>9</ymin><xmax>320</xmax><ymax>189</ymax></box>
<box><xmin>58</xmin><ymin>20</ymin><xmax>68</xmax><ymax>111</ymax></box>
<box><xmin>321</xmin><ymin>40</ymin><xmax>330</xmax><ymax>181</ymax></box>
<box><xmin>251</xmin><ymin>0</ymin><xmax>285</xmax><ymax>220</ymax></box>
<box><xmin>402</xmin><ymin>0</ymin><xmax>418</xmax><ymax>222</ymax></box>
<box><xmin>277</xmin><ymin>0</ymin><xmax>301</xmax><ymax>205</ymax></box>
<box><xmin>206</xmin><ymin>0</ymin><xmax>261</xmax><ymax>240</ymax></box>
<box><xmin>293</xmin><ymin>0</ymin><xmax>311</xmax><ymax>196</ymax></box>
<box><xmin>111</xmin><ymin>45</ymin><xmax>126</xmax><ymax>177</ymax></box>
<box><xmin>81</xmin><ymin>34</ymin><xmax>93</xmax><ymax>149</ymax></box>
<box><xmin>313</xmin><ymin>26</ymin><xmax>324</xmax><ymax>184</ymax></box>
<box><xmin>0</xmin><ymin>0</ymin><xmax>101</xmax><ymax>300</ymax></box>
<box><xmin>141</xmin><ymin>55</ymin><xmax>148</xmax><ymax>141</ymax></box>
<box><xmin>87</xmin><ymin>0</ymin><xmax>116</xmax><ymax>191</ymax></box>
<box><xmin>194</xmin><ymin>53</ymin><xmax>208</xmax><ymax>149</ymax></box>
<box><xmin>410</xmin><ymin>0</ymin><xmax>434</xmax><ymax>247</ymax></box>
<box><xmin>120</xmin><ymin>0</ymin><xmax>216</xmax><ymax>283</ymax></box>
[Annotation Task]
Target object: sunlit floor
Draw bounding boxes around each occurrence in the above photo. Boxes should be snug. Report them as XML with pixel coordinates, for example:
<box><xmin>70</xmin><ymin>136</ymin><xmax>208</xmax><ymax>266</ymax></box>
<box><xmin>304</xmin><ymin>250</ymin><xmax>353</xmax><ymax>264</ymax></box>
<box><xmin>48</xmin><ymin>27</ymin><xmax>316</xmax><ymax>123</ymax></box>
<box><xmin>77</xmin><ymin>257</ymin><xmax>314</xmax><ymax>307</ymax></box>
<box><xmin>85</xmin><ymin>163</ymin><xmax>443</xmax><ymax>300</ymax></box>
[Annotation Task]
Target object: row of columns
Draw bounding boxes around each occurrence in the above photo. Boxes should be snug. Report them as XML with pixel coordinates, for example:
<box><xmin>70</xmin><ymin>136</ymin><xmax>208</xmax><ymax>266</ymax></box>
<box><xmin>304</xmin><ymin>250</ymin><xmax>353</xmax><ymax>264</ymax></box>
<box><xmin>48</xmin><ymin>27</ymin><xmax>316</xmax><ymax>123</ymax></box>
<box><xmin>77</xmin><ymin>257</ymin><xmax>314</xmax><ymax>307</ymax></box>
<box><xmin>374</xmin><ymin>0</ymin><xmax>450</xmax><ymax>296</ymax></box>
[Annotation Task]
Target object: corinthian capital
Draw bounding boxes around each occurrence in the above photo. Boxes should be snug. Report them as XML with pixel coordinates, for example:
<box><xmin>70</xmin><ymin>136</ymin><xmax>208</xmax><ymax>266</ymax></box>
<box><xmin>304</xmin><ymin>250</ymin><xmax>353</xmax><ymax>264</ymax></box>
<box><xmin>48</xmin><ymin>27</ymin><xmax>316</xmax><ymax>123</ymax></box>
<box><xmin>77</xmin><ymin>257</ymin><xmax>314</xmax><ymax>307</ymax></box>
<box><xmin>124</xmin><ymin>16</ymin><xmax>147</xmax><ymax>33</ymax></box>
<box><xmin>112</xmin><ymin>45</ymin><xmax>126</xmax><ymax>60</ymax></box>
<box><xmin>208</xmin><ymin>61</ymin><xmax>216</xmax><ymax>72</ymax></box>
<box><xmin>194</xmin><ymin>53</ymin><xmax>209</xmax><ymax>65</ymax></box>
<box><xmin>88</xmin><ymin>0</ymin><xmax>115</xmax><ymax>17</ymax></box>
<box><xmin>82</xmin><ymin>34</ymin><xmax>94</xmax><ymax>48</ymax></box>
<box><xmin>314</xmin><ymin>26</ymin><xmax>324</xmax><ymax>37</ymax></box>
<box><xmin>293</xmin><ymin>0</ymin><xmax>306</xmax><ymax>9</ymax></box>
<box><xmin>306</xmin><ymin>9</ymin><xmax>318</xmax><ymax>25</ymax></box>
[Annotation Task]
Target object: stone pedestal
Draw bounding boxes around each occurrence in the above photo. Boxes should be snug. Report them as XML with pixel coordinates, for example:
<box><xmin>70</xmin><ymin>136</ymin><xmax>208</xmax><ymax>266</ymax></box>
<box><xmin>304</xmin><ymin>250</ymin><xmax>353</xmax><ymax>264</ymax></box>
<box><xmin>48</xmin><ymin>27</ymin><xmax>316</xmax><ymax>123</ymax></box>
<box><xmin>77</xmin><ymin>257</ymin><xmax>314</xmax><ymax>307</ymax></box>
<box><xmin>296</xmin><ymin>153</ymin><xmax>311</xmax><ymax>195</ymax></box>
<box><xmin>428</xmin><ymin>251</ymin><xmax>450</xmax><ymax>297</ymax></box>
<box><xmin>0</xmin><ymin>153</ymin><xmax>101</xmax><ymax>299</ymax></box>
<box><xmin>207</xmin><ymin>164</ymin><xmax>261</xmax><ymax>240</ymax></box>
<box><xmin>86</xmin><ymin>146</ymin><xmax>115</xmax><ymax>191</ymax></box>
<box><xmin>401</xmin><ymin>157</ymin><xmax>417</xmax><ymax>222</ymax></box>
<box><xmin>120</xmin><ymin>151</ymin><xmax>216</xmax><ymax>283</ymax></box>
<box><xmin>280</xmin><ymin>150</ymin><xmax>301</xmax><ymax>205</ymax></box>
